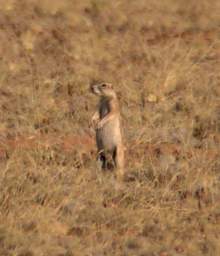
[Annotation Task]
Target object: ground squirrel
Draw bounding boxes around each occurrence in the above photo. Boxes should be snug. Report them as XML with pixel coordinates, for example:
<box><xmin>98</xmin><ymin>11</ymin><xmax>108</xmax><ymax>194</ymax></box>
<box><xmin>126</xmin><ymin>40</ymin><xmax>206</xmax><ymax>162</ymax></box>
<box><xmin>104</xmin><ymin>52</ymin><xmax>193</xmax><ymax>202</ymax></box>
<box><xmin>90</xmin><ymin>82</ymin><xmax>124</xmax><ymax>178</ymax></box>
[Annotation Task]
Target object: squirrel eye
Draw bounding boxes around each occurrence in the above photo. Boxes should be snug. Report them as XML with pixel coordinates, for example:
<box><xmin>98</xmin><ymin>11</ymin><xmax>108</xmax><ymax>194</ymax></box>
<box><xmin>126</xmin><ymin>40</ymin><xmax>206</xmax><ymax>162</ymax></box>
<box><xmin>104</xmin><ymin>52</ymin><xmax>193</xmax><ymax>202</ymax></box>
<box><xmin>102</xmin><ymin>83</ymin><xmax>107</xmax><ymax>87</ymax></box>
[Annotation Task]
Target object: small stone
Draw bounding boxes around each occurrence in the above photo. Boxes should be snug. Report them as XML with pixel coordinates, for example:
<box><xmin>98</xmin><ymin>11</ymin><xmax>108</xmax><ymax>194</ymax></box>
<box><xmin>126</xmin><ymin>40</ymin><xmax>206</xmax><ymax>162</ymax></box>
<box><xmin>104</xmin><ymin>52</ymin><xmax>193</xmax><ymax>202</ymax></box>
<box><xmin>147</xmin><ymin>94</ymin><xmax>157</xmax><ymax>103</ymax></box>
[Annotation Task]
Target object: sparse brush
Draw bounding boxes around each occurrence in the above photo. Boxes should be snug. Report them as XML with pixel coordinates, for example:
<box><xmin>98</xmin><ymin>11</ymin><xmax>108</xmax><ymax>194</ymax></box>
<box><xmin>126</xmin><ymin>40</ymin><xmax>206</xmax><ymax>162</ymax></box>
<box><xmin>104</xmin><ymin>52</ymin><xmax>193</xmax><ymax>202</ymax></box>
<box><xmin>0</xmin><ymin>0</ymin><xmax>219</xmax><ymax>255</ymax></box>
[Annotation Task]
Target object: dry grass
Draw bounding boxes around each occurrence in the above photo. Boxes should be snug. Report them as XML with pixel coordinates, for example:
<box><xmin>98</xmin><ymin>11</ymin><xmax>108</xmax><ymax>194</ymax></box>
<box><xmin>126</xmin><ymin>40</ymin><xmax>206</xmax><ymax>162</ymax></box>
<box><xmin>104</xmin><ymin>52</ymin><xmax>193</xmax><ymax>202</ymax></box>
<box><xmin>0</xmin><ymin>0</ymin><xmax>220</xmax><ymax>255</ymax></box>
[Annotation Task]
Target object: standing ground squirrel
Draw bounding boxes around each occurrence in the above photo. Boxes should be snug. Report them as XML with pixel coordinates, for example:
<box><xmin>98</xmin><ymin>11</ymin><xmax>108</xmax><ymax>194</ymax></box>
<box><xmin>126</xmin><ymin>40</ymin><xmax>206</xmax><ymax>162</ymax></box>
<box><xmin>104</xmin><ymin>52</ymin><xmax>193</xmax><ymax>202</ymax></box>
<box><xmin>90</xmin><ymin>82</ymin><xmax>125</xmax><ymax>179</ymax></box>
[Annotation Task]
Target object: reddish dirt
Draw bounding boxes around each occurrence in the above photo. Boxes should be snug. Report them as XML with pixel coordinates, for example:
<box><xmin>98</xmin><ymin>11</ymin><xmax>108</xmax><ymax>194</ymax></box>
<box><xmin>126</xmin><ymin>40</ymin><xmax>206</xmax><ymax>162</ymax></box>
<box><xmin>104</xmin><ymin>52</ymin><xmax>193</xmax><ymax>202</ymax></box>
<box><xmin>0</xmin><ymin>133</ymin><xmax>219</xmax><ymax>164</ymax></box>
<box><xmin>0</xmin><ymin>133</ymin><xmax>95</xmax><ymax>159</ymax></box>
<box><xmin>144</xmin><ymin>28</ymin><xmax>220</xmax><ymax>46</ymax></box>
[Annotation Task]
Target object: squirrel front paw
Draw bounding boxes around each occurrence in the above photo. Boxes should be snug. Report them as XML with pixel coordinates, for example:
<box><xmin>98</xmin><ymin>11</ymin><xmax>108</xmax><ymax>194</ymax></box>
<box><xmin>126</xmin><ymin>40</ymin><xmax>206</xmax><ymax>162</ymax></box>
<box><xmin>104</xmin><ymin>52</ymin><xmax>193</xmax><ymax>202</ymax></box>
<box><xmin>97</xmin><ymin>120</ymin><xmax>104</xmax><ymax>129</ymax></box>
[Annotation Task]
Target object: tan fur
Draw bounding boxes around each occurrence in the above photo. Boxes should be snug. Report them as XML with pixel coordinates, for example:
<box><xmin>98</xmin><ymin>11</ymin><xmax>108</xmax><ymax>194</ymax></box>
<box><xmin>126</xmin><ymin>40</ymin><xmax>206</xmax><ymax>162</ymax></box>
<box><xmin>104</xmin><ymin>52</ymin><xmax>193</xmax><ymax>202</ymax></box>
<box><xmin>90</xmin><ymin>82</ymin><xmax>124</xmax><ymax>178</ymax></box>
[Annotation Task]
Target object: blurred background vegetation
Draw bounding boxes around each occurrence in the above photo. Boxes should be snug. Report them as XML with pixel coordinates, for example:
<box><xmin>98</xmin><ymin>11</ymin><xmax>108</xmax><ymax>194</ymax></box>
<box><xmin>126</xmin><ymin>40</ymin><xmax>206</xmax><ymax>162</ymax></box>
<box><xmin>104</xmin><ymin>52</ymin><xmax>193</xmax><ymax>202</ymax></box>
<box><xmin>0</xmin><ymin>1</ymin><xmax>219</xmax><ymax>255</ymax></box>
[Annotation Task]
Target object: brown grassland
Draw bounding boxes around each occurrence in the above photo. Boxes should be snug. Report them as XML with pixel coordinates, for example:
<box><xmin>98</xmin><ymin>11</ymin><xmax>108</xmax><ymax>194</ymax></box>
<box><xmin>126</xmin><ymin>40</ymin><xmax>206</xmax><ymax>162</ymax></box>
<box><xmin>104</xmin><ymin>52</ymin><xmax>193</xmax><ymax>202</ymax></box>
<box><xmin>0</xmin><ymin>0</ymin><xmax>220</xmax><ymax>255</ymax></box>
